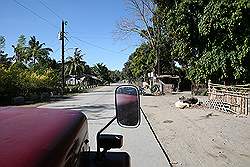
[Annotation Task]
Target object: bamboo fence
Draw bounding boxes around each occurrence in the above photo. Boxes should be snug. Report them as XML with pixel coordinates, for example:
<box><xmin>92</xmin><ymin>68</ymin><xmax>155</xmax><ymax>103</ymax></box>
<box><xmin>207</xmin><ymin>80</ymin><xmax>250</xmax><ymax>115</ymax></box>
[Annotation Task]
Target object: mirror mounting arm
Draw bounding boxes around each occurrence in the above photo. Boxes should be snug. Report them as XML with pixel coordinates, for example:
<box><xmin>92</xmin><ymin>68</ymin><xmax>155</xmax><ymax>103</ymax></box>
<box><xmin>96</xmin><ymin>116</ymin><xmax>117</xmax><ymax>160</ymax></box>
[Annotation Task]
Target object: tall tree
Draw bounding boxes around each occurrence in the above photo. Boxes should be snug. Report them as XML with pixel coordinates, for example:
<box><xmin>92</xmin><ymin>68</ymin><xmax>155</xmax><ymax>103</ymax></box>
<box><xmin>12</xmin><ymin>35</ymin><xmax>27</xmax><ymax>62</ymax></box>
<box><xmin>0</xmin><ymin>36</ymin><xmax>11</xmax><ymax>67</ymax></box>
<box><xmin>122</xmin><ymin>42</ymin><xmax>176</xmax><ymax>82</ymax></box>
<box><xmin>121</xmin><ymin>60</ymin><xmax>135</xmax><ymax>83</ymax></box>
<box><xmin>155</xmin><ymin>0</ymin><xmax>250</xmax><ymax>84</ymax></box>
<box><xmin>0</xmin><ymin>36</ymin><xmax>5</xmax><ymax>50</ymax></box>
<box><xmin>92</xmin><ymin>63</ymin><xmax>111</xmax><ymax>84</ymax></box>
<box><xmin>129</xmin><ymin>43</ymin><xmax>154</xmax><ymax>79</ymax></box>
<box><xmin>65</xmin><ymin>48</ymin><xmax>86</xmax><ymax>85</ymax></box>
<box><xmin>25</xmin><ymin>36</ymin><xmax>53</xmax><ymax>64</ymax></box>
<box><xmin>116</xmin><ymin>0</ymin><xmax>168</xmax><ymax>75</ymax></box>
<box><xmin>109</xmin><ymin>70</ymin><xmax>122</xmax><ymax>83</ymax></box>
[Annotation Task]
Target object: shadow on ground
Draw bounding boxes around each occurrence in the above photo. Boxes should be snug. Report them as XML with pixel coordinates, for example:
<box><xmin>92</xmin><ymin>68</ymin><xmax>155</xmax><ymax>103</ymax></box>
<box><xmin>68</xmin><ymin>104</ymin><xmax>115</xmax><ymax>113</ymax></box>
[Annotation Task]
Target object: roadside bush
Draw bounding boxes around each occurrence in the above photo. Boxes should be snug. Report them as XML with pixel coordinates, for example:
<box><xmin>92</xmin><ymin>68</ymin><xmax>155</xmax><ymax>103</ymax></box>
<box><xmin>0</xmin><ymin>62</ymin><xmax>60</xmax><ymax>104</ymax></box>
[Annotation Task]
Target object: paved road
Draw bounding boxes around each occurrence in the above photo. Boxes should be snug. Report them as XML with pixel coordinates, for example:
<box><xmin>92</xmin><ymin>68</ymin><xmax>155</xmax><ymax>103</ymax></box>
<box><xmin>40</xmin><ymin>86</ymin><xmax>170</xmax><ymax>167</ymax></box>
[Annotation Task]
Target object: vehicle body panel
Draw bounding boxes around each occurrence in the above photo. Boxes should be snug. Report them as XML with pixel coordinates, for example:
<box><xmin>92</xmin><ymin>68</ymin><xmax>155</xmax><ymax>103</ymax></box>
<box><xmin>0</xmin><ymin>107</ymin><xmax>88</xmax><ymax>167</ymax></box>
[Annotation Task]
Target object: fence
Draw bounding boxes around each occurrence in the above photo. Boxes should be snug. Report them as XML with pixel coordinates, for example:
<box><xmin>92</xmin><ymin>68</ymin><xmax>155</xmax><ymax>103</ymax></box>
<box><xmin>207</xmin><ymin>80</ymin><xmax>250</xmax><ymax>115</ymax></box>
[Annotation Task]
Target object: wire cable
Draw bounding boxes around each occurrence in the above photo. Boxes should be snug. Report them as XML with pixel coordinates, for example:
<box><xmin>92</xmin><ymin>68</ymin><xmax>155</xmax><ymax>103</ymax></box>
<box><xmin>38</xmin><ymin>0</ymin><xmax>63</xmax><ymax>20</ymax></box>
<box><xmin>68</xmin><ymin>37</ymin><xmax>83</xmax><ymax>49</ymax></box>
<box><xmin>13</xmin><ymin>0</ymin><xmax>126</xmax><ymax>59</ymax></box>
<box><xmin>17</xmin><ymin>0</ymin><xmax>122</xmax><ymax>56</ymax></box>
<box><xmin>70</xmin><ymin>36</ymin><xmax>121</xmax><ymax>54</ymax></box>
<box><xmin>12</xmin><ymin>0</ymin><xmax>59</xmax><ymax>29</ymax></box>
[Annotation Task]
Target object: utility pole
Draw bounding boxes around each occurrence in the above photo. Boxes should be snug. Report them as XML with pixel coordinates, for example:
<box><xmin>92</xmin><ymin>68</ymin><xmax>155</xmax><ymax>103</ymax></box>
<box><xmin>61</xmin><ymin>20</ymin><xmax>65</xmax><ymax>94</ymax></box>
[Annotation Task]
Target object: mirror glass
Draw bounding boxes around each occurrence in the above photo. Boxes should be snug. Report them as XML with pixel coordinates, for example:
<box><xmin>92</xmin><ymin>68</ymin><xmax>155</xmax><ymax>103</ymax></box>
<box><xmin>115</xmin><ymin>85</ymin><xmax>140</xmax><ymax>127</ymax></box>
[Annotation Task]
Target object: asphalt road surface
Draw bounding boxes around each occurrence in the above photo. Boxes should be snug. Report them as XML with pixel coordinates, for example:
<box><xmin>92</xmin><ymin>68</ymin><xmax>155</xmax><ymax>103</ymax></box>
<box><xmin>40</xmin><ymin>85</ymin><xmax>171</xmax><ymax>167</ymax></box>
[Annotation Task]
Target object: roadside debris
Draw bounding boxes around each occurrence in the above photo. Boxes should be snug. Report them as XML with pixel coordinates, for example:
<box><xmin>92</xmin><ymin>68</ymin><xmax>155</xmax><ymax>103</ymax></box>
<box><xmin>163</xmin><ymin>120</ymin><xmax>174</xmax><ymax>123</ymax></box>
<box><xmin>179</xmin><ymin>96</ymin><xmax>198</xmax><ymax>104</ymax></box>
<box><xmin>205</xmin><ymin>113</ymin><xmax>213</xmax><ymax>118</ymax></box>
<box><xmin>199</xmin><ymin>112</ymin><xmax>220</xmax><ymax>119</ymax></box>
<box><xmin>139</xmin><ymin>87</ymin><xmax>152</xmax><ymax>96</ymax></box>
<box><xmin>171</xmin><ymin>161</ymin><xmax>179</xmax><ymax>165</ymax></box>
<box><xmin>175</xmin><ymin>96</ymin><xmax>199</xmax><ymax>109</ymax></box>
<box><xmin>175</xmin><ymin>100</ymin><xmax>190</xmax><ymax>109</ymax></box>
<box><xmin>235</xmin><ymin>114</ymin><xmax>248</xmax><ymax>118</ymax></box>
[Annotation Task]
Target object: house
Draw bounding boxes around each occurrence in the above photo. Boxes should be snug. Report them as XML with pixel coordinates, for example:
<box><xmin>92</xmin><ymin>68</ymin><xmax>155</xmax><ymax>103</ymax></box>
<box><xmin>65</xmin><ymin>74</ymin><xmax>101</xmax><ymax>86</ymax></box>
<box><xmin>148</xmin><ymin>72</ymin><xmax>180</xmax><ymax>94</ymax></box>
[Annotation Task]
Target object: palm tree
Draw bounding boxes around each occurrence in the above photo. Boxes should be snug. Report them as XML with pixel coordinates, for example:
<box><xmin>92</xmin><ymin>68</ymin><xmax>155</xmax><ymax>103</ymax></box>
<box><xmin>65</xmin><ymin>48</ymin><xmax>86</xmax><ymax>85</ymax></box>
<box><xmin>25</xmin><ymin>36</ymin><xmax>53</xmax><ymax>64</ymax></box>
<box><xmin>12</xmin><ymin>35</ymin><xmax>27</xmax><ymax>62</ymax></box>
<box><xmin>92</xmin><ymin>63</ymin><xmax>111</xmax><ymax>84</ymax></box>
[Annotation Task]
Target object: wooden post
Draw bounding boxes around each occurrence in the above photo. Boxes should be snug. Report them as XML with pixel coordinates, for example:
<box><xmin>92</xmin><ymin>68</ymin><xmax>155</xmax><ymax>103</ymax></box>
<box><xmin>208</xmin><ymin>80</ymin><xmax>211</xmax><ymax>100</ymax></box>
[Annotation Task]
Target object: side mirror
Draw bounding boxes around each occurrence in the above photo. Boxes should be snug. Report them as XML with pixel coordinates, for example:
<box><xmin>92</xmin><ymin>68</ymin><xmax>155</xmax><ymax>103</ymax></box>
<box><xmin>115</xmin><ymin>85</ymin><xmax>140</xmax><ymax>128</ymax></box>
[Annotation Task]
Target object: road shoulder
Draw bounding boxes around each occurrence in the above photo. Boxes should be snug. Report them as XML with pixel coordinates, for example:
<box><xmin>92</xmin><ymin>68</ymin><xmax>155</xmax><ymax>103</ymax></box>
<box><xmin>141</xmin><ymin>93</ymin><xmax>250</xmax><ymax>167</ymax></box>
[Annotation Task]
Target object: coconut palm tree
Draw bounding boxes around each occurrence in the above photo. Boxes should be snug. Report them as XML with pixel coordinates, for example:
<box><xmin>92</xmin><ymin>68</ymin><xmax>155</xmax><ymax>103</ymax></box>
<box><xmin>11</xmin><ymin>35</ymin><xmax>27</xmax><ymax>62</ymax></box>
<box><xmin>92</xmin><ymin>63</ymin><xmax>111</xmax><ymax>84</ymax></box>
<box><xmin>25</xmin><ymin>36</ymin><xmax>53</xmax><ymax>64</ymax></box>
<box><xmin>65</xmin><ymin>48</ymin><xmax>86</xmax><ymax>85</ymax></box>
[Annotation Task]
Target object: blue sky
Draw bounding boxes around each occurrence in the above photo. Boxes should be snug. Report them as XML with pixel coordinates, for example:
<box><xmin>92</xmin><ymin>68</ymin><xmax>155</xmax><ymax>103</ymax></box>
<box><xmin>0</xmin><ymin>0</ymin><xmax>140</xmax><ymax>70</ymax></box>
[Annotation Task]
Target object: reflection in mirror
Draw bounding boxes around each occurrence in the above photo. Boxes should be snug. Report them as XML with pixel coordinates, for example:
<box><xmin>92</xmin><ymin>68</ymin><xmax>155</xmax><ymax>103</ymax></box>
<box><xmin>115</xmin><ymin>85</ymin><xmax>140</xmax><ymax>127</ymax></box>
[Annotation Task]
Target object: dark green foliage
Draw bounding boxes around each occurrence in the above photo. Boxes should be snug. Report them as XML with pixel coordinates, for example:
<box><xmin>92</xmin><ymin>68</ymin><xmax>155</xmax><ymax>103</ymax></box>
<box><xmin>121</xmin><ymin>60</ymin><xmax>135</xmax><ymax>83</ymax></box>
<box><xmin>25</xmin><ymin>36</ymin><xmax>53</xmax><ymax>64</ymax></box>
<box><xmin>65</xmin><ymin>48</ymin><xmax>86</xmax><ymax>85</ymax></box>
<box><xmin>12</xmin><ymin>34</ymin><xmax>27</xmax><ymax>62</ymax></box>
<box><xmin>155</xmin><ymin>0</ymin><xmax>250</xmax><ymax>84</ymax></box>
<box><xmin>122</xmin><ymin>0</ymin><xmax>250</xmax><ymax>85</ymax></box>
<box><xmin>0</xmin><ymin>34</ymin><xmax>117</xmax><ymax>104</ymax></box>
<box><xmin>0</xmin><ymin>35</ymin><xmax>60</xmax><ymax>105</ymax></box>
<box><xmin>109</xmin><ymin>70</ymin><xmax>122</xmax><ymax>83</ymax></box>
<box><xmin>0</xmin><ymin>36</ymin><xmax>11</xmax><ymax>67</ymax></box>
<box><xmin>92</xmin><ymin>63</ymin><xmax>112</xmax><ymax>84</ymax></box>
<box><xmin>129</xmin><ymin>43</ymin><xmax>155</xmax><ymax>78</ymax></box>
<box><xmin>0</xmin><ymin>62</ymin><xmax>59</xmax><ymax>98</ymax></box>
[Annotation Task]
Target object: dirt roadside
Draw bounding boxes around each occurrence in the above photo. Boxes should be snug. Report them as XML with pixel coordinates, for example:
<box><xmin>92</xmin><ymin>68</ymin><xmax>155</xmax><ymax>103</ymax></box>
<box><xmin>141</xmin><ymin>93</ymin><xmax>250</xmax><ymax>167</ymax></box>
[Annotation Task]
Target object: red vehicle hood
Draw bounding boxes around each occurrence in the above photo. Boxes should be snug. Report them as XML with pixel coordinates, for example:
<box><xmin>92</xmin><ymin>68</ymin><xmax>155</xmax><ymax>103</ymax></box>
<box><xmin>0</xmin><ymin>107</ymin><xmax>87</xmax><ymax>167</ymax></box>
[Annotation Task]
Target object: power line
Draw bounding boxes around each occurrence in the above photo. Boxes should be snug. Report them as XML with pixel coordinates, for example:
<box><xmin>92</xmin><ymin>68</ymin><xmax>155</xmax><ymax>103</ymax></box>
<box><xmin>50</xmin><ymin>47</ymin><xmax>60</xmax><ymax>59</ymax></box>
<box><xmin>53</xmin><ymin>47</ymin><xmax>60</xmax><ymax>53</ymax></box>
<box><xmin>38</xmin><ymin>0</ymin><xmax>63</xmax><ymax>20</ymax></box>
<box><xmin>65</xmin><ymin>24</ymin><xmax>122</xmax><ymax>55</ymax></box>
<box><xmin>12</xmin><ymin>0</ymin><xmax>59</xmax><ymax>29</ymax></box>
<box><xmin>33</xmin><ymin>1</ymin><xmax>84</xmax><ymax>54</ymax></box>
<box><xmin>37</xmin><ymin>0</ymin><xmax>73</xmax><ymax>35</ymax></box>
<box><xmin>66</xmin><ymin>24</ymin><xmax>75</xmax><ymax>34</ymax></box>
<box><xmin>68</xmin><ymin>37</ymin><xmax>83</xmax><ymax>49</ymax></box>
<box><xmin>64</xmin><ymin>39</ymin><xmax>70</xmax><ymax>48</ymax></box>
<box><xmin>29</xmin><ymin>0</ymin><xmax>122</xmax><ymax>55</ymax></box>
<box><xmin>13</xmin><ymin>0</ymin><xmax>124</xmax><ymax>57</ymax></box>
<box><xmin>70</xmin><ymin>36</ymin><xmax>121</xmax><ymax>54</ymax></box>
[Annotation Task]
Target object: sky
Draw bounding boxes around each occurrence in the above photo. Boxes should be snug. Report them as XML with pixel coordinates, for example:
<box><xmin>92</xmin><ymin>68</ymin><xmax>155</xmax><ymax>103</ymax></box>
<box><xmin>0</xmin><ymin>0</ymin><xmax>140</xmax><ymax>70</ymax></box>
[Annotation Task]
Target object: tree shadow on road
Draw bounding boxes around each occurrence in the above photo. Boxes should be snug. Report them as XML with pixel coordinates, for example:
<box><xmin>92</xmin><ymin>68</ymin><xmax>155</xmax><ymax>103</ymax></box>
<box><xmin>74</xmin><ymin>104</ymin><xmax>115</xmax><ymax>113</ymax></box>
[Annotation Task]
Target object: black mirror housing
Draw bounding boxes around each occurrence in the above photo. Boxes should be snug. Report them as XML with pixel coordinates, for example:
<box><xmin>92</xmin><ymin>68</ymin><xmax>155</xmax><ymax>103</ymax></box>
<box><xmin>115</xmin><ymin>85</ymin><xmax>141</xmax><ymax>128</ymax></box>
